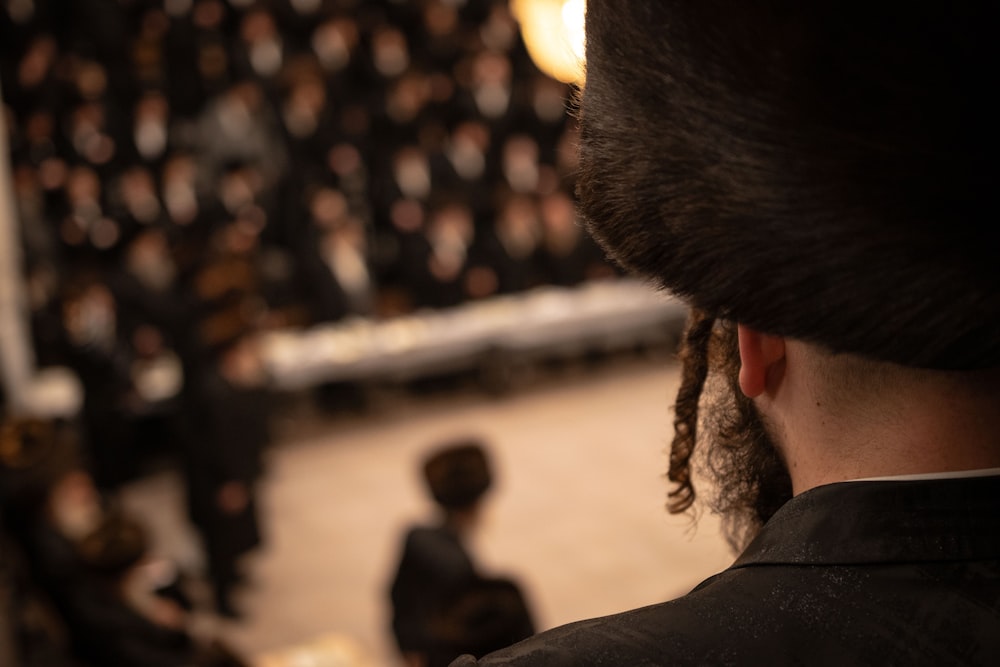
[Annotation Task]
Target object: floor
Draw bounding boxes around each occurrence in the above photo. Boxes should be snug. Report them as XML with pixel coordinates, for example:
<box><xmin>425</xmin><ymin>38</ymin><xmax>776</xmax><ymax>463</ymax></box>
<box><xmin>120</xmin><ymin>356</ymin><xmax>736</xmax><ymax>667</ymax></box>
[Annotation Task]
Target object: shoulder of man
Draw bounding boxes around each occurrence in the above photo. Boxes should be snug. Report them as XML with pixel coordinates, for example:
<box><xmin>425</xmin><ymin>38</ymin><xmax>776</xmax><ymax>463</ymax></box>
<box><xmin>446</xmin><ymin>573</ymin><xmax>749</xmax><ymax>667</ymax></box>
<box><xmin>448</xmin><ymin>549</ymin><xmax>1000</xmax><ymax>666</ymax></box>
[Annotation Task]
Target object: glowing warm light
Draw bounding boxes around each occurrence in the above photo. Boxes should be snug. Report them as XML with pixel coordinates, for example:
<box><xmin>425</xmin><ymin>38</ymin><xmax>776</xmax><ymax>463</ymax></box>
<box><xmin>513</xmin><ymin>0</ymin><xmax>586</xmax><ymax>85</ymax></box>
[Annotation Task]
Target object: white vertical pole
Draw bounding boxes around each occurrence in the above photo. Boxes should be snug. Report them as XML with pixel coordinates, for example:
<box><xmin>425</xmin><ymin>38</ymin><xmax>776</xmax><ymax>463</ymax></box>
<box><xmin>0</xmin><ymin>78</ymin><xmax>38</xmax><ymax>413</ymax></box>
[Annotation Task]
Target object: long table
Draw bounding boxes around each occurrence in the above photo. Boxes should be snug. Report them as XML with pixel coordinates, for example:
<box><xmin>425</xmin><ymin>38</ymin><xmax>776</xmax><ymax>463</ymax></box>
<box><xmin>260</xmin><ymin>279</ymin><xmax>687</xmax><ymax>391</ymax></box>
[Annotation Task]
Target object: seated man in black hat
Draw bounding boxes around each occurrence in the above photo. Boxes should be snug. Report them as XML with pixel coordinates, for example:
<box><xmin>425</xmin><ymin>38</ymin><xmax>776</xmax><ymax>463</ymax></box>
<box><xmin>66</xmin><ymin>511</ymin><xmax>249</xmax><ymax>667</ymax></box>
<box><xmin>389</xmin><ymin>438</ymin><xmax>534</xmax><ymax>667</ymax></box>
<box><xmin>453</xmin><ymin>2</ymin><xmax>1000</xmax><ymax>665</ymax></box>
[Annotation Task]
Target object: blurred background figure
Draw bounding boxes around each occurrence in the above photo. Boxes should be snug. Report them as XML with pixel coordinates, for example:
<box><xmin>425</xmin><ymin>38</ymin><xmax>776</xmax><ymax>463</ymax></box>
<box><xmin>0</xmin><ymin>416</ymin><xmax>86</xmax><ymax>667</ymax></box>
<box><xmin>179</xmin><ymin>317</ymin><xmax>270</xmax><ymax>620</ymax></box>
<box><xmin>0</xmin><ymin>414</ymin><xmax>250</xmax><ymax>667</ymax></box>
<box><xmin>389</xmin><ymin>438</ymin><xmax>534</xmax><ymax>667</ymax></box>
<box><xmin>65</xmin><ymin>510</ymin><xmax>248</xmax><ymax>667</ymax></box>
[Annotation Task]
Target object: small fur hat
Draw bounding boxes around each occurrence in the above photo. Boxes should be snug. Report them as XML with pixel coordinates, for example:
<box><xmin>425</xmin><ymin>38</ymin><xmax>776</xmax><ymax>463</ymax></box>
<box><xmin>76</xmin><ymin>510</ymin><xmax>149</xmax><ymax>576</ymax></box>
<box><xmin>423</xmin><ymin>439</ymin><xmax>492</xmax><ymax>510</ymax></box>
<box><xmin>578</xmin><ymin>2</ymin><xmax>998</xmax><ymax>369</ymax></box>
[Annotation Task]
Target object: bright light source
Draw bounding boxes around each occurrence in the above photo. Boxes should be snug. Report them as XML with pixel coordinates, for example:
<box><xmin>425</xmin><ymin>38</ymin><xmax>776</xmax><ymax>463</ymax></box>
<box><xmin>562</xmin><ymin>0</ymin><xmax>586</xmax><ymax>63</ymax></box>
<box><xmin>512</xmin><ymin>0</ymin><xmax>586</xmax><ymax>85</ymax></box>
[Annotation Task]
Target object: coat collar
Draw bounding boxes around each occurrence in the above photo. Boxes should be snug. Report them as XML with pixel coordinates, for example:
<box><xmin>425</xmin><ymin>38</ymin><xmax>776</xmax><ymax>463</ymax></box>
<box><xmin>732</xmin><ymin>475</ymin><xmax>1000</xmax><ymax>568</ymax></box>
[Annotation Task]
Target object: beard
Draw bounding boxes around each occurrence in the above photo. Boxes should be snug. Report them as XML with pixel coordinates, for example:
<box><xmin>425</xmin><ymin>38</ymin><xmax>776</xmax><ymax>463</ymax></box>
<box><xmin>673</xmin><ymin>318</ymin><xmax>793</xmax><ymax>552</ymax></box>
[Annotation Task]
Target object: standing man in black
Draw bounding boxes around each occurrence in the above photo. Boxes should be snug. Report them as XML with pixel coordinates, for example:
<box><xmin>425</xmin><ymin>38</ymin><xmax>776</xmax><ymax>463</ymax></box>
<box><xmin>453</xmin><ymin>2</ymin><xmax>1000</xmax><ymax>665</ymax></box>
<box><xmin>180</xmin><ymin>329</ymin><xmax>269</xmax><ymax>621</ymax></box>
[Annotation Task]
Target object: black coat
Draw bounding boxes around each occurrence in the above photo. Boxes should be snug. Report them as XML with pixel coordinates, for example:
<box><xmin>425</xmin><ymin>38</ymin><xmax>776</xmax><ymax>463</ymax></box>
<box><xmin>62</xmin><ymin>577</ymin><xmax>196</xmax><ymax>667</ymax></box>
<box><xmin>390</xmin><ymin>524</ymin><xmax>478</xmax><ymax>656</ymax></box>
<box><xmin>179</xmin><ymin>370</ymin><xmax>267</xmax><ymax>589</ymax></box>
<box><xmin>453</xmin><ymin>475</ymin><xmax>1000</xmax><ymax>666</ymax></box>
<box><xmin>391</xmin><ymin>523</ymin><xmax>536</xmax><ymax>667</ymax></box>
<box><xmin>64</xmin><ymin>334</ymin><xmax>141</xmax><ymax>490</ymax></box>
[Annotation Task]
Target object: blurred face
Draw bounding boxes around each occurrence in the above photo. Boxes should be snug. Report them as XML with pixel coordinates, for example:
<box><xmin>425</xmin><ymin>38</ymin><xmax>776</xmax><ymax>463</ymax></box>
<box><xmin>390</xmin><ymin>198</ymin><xmax>425</xmax><ymax>233</ymax></box>
<box><xmin>424</xmin><ymin>1</ymin><xmax>459</xmax><ymax>36</ymax></box>
<box><xmin>242</xmin><ymin>10</ymin><xmax>283</xmax><ymax>77</ymax></box>
<box><xmin>162</xmin><ymin>155</ymin><xmax>199</xmax><ymax>225</ymax></box>
<box><xmin>127</xmin><ymin>231</ymin><xmax>176</xmax><ymax>291</ymax></box>
<box><xmin>393</xmin><ymin>148</ymin><xmax>431</xmax><ymax>200</ymax></box>
<box><xmin>481</xmin><ymin>5</ymin><xmax>517</xmax><ymax>51</ymax></box>
<box><xmin>18</xmin><ymin>36</ymin><xmax>57</xmax><ymax>89</ymax></box>
<box><xmin>313</xmin><ymin>19</ymin><xmax>358</xmax><ymax>72</ymax></box>
<box><xmin>119</xmin><ymin>167</ymin><xmax>161</xmax><ymax>223</ymax></box>
<box><xmin>372</xmin><ymin>27</ymin><xmax>409</xmax><ymax>78</ymax></box>
<box><xmin>310</xmin><ymin>187</ymin><xmax>348</xmax><ymax>229</ymax></box>
<box><xmin>48</xmin><ymin>470</ymin><xmax>102</xmax><ymax>540</ymax></box>
<box><xmin>134</xmin><ymin>93</ymin><xmax>169</xmax><ymax>161</ymax></box>
<box><xmin>63</xmin><ymin>284</ymin><xmax>116</xmax><ymax>349</ymax></box>
<box><xmin>221</xmin><ymin>337</ymin><xmax>265</xmax><ymax>387</ymax></box>
<box><xmin>386</xmin><ymin>73</ymin><xmax>430</xmax><ymax>124</ymax></box>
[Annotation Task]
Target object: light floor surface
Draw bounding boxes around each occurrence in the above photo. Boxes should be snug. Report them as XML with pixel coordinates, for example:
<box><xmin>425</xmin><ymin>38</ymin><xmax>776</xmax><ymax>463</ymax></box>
<box><xmin>120</xmin><ymin>358</ymin><xmax>736</xmax><ymax>666</ymax></box>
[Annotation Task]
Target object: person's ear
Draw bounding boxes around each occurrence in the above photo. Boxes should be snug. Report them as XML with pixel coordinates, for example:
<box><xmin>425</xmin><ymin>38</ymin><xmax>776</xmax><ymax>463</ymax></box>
<box><xmin>737</xmin><ymin>324</ymin><xmax>786</xmax><ymax>398</ymax></box>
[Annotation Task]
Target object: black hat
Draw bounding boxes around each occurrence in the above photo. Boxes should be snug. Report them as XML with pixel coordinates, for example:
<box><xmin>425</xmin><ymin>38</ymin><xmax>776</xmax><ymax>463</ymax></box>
<box><xmin>0</xmin><ymin>417</ymin><xmax>82</xmax><ymax>509</ymax></box>
<box><xmin>422</xmin><ymin>439</ymin><xmax>492</xmax><ymax>510</ymax></box>
<box><xmin>578</xmin><ymin>2</ymin><xmax>998</xmax><ymax>370</ymax></box>
<box><xmin>75</xmin><ymin>511</ymin><xmax>149</xmax><ymax>576</ymax></box>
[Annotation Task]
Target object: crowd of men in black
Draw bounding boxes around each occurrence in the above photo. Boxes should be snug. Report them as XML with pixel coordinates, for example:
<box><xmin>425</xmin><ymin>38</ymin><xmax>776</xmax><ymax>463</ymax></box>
<box><xmin>1</xmin><ymin>0</ymin><xmax>614</xmax><ymax>664</ymax></box>
<box><xmin>0</xmin><ymin>417</ymin><xmax>251</xmax><ymax>666</ymax></box>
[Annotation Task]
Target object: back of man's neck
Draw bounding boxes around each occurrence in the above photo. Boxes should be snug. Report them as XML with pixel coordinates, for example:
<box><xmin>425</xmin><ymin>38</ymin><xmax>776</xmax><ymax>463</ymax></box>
<box><xmin>782</xmin><ymin>380</ymin><xmax>1000</xmax><ymax>495</ymax></box>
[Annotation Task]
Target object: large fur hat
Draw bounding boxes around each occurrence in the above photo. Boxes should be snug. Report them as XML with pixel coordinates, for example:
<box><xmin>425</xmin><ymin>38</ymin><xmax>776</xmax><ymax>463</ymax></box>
<box><xmin>578</xmin><ymin>2</ymin><xmax>998</xmax><ymax>369</ymax></box>
<box><xmin>422</xmin><ymin>438</ymin><xmax>493</xmax><ymax>510</ymax></box>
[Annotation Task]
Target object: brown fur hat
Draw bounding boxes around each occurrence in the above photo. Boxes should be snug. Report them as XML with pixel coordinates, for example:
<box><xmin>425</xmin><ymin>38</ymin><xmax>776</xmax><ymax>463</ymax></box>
<box><xmin>423</xmin><ymin>439</ymin><xmax>493</xmax><ymax>510</ymax></box>
<box><xmin>578</xmin><ymin>1</ymin><xmax>998</xmax><ymax>369</ymax></box>
<box><xmin>76</xmin><ymin>510</ymin><xmax>149</xmax><ymax>576</ymax></box>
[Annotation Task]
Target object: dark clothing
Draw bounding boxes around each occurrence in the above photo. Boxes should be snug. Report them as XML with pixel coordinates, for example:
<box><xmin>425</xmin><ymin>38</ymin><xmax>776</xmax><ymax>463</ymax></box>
<box><xmin>434</xmin><ymin>577</ymin><xmax>536</xmax><ymax>667</ymax></box>
<box><xmin>179</xmin><ymin>370</ymin><xmax>268</xmax><ymax>612</ymax></box>
<box><xmin>61</xmin><ymin>334</ymin><xmax>141</xmax><ymax>490</ymax></box>
<box><xmin>63</xmin><ymin>578</ymin><xmax>195</xmax><ymax>667</ymax></box>
<box><xmin>391</xmin><ymin>524</ymin><xmax>478</xmax><ymax>656</ymax></box>
<box><xmin>453</xmin><ymin>475</ymin><xmax>1000</xmax><ymax>666</ymax></box>
<box><xmin>391</xmin><ymin>523</ymin><xmax>535</xmax><ymax>667</ymax></box>
<box><xmin>0</xmin><ymin>521</ymin><xmax>77</xmax><ymax>667</ymax></box>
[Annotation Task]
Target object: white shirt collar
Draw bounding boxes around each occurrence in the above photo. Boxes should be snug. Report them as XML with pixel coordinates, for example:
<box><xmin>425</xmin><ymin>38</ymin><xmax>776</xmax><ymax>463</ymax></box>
<box><xmin>852</xmin><ymin>467</ymin><xmax>1000</xmax><ymax>482</ymax></box>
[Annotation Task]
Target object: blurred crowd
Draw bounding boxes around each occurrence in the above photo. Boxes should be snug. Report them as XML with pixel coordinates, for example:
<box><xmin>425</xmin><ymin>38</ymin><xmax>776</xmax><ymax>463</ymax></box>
<box><xmin>1</xmin><ymin>0</ymin><xmax>616</xmax><ymax>491</ymax></box>
<box><xmin>1</xmin><ymin>0</ymin><xmax>617</xmax><ymax>664</ymax></box>
<box><xmin>3</xmin><ymin>0</ymin><xmax>614</xmax><ymax>386</ymax></box>
<box><xmin>0</xmin><ymin>416</ymin><xmax>251</xmax><ymax>666</ymax></box>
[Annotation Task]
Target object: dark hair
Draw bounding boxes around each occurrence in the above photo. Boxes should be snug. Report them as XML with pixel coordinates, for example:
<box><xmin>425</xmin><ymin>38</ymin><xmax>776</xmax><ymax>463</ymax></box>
<box><xmin>669</xmin><ymin>314</ymin><xmax>792</xmax><ymax>549</ymax></box>
<box><xmin>666</xmin><ymin>309</ymin><xmax>714</xmax><ymax>514</ymax></box>
<box><xmin>578</xmin><ymin>1</ymin><xmax>998</xmax><ymax>370</ymax></box>
<box><xmin>699</xmin><ymin>320</ymin><xmax>793</xmax><ymax>549</ymax></box>
<box><xmin>423</xmin><ymin>439</ymin><xmax>493</xmax><ymax>511</ymax></box>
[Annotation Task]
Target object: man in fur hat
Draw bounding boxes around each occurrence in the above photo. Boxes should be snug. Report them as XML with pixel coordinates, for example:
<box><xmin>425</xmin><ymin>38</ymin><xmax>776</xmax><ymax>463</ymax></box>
<box><xmin>453</xmin><ymin>2</ymin><xmax>1000</xmax><ymax>665</ymax></box>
